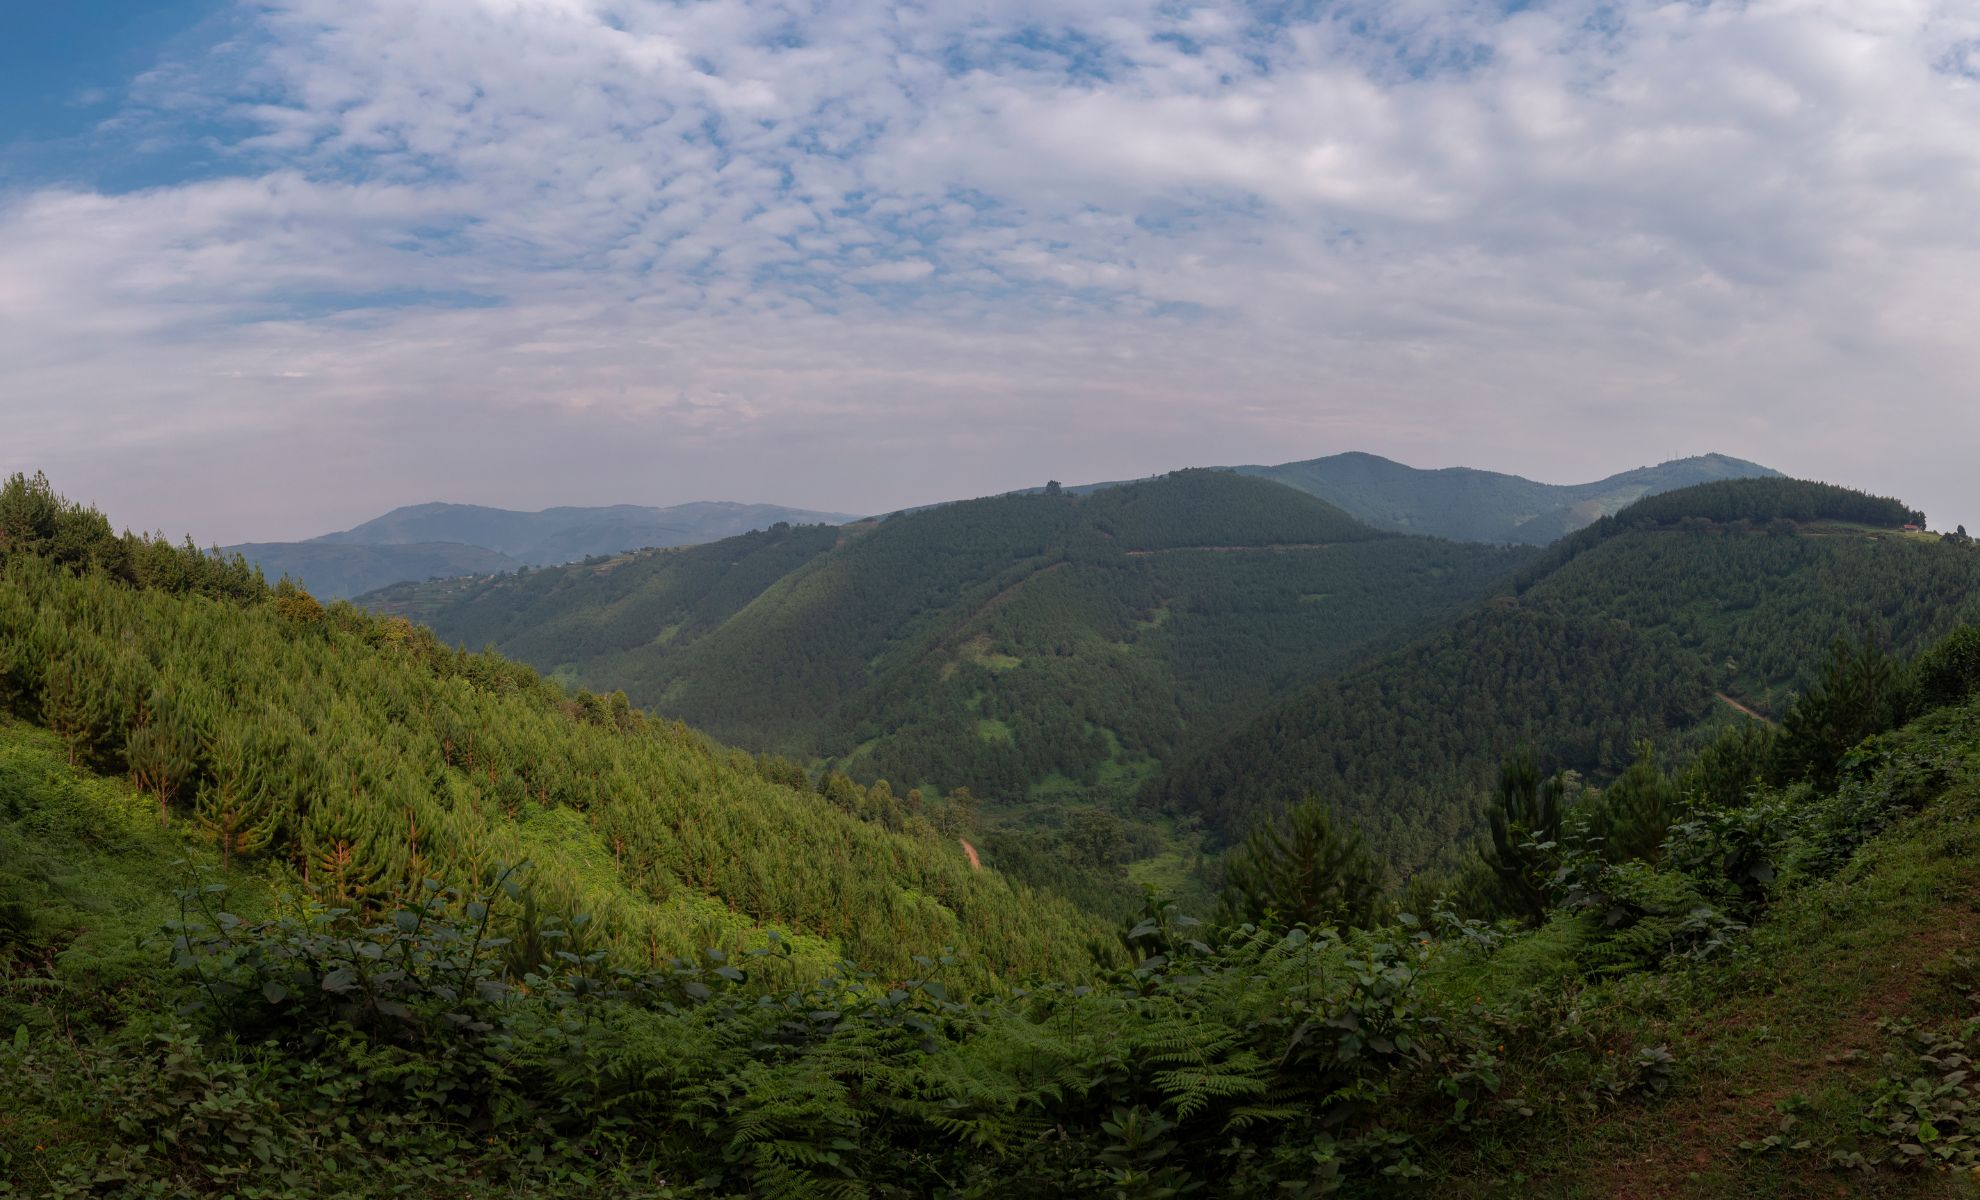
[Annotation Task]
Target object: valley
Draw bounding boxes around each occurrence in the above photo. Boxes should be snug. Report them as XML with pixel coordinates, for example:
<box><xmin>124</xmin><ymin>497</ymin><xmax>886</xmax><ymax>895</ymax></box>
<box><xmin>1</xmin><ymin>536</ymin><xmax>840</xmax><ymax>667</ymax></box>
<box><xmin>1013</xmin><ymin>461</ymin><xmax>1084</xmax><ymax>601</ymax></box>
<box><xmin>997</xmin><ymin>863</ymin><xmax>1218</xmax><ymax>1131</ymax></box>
<box><xmin>14</xmin><ymin>6</ymin><xmax>1972</xmax><ymax>1193</ymax></box>
<box><xmin>6</xmin><ymin>465</ymin><xmax>1980</xmax><ymax>1198</ymax></box>
<box><xmin>367</xmin><ymin>470</ymin><xmax>1534</xmax><ymax>812</ymax></box>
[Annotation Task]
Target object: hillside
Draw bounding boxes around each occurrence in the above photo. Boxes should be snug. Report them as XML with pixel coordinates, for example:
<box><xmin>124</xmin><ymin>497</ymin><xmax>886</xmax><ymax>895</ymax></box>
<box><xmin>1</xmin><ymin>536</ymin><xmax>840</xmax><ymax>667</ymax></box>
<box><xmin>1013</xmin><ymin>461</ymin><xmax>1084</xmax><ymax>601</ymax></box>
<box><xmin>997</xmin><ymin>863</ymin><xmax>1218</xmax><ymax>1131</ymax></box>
<box><xmin>11</xmin><ymin>538</ymin><xmax>1980</xmax><ymax>1195</ymax></box>
<box><xmin>1236</xmin><ymin>451</ymin><xmax>1781</xmax><ymax>544</ymax></box>
<box><xmin>223</xmin><ymin>499</ymin><xmax>857</xmax><ymax>601</ymax></box>
<box><xmin>218</xmin><ymin>540</ymin><xmax>525</xmax><ymax>601</ymax></box>
<box><xmin>312</xmin><ymin>499</ymin><xmax>857</xmax><ymax>563</ymax></box>
<box><xmin>1148</xmin><ymin>478</ymin><xmax>1978</xmax><ymax>870</ymax></box>
<box><xmin>0</xmin><ymin>472</ymin><xmax>1108</xmax><ymax>985</ymax></box>
<box><xmin>375</xmin><ymin>470</ymin><xmax>1531</xmax><ymax>803</ymax></box>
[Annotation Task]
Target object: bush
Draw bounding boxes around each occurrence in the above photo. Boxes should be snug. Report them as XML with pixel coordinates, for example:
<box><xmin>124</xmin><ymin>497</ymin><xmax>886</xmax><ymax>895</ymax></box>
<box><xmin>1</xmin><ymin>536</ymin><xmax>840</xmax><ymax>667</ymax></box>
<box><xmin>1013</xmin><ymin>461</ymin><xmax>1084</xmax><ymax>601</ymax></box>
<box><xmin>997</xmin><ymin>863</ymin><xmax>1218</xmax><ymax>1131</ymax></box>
<box><xmin>1912</xmin><ymin>625</ymin><xmax>1980</xmax><ymax>712</ymax></box>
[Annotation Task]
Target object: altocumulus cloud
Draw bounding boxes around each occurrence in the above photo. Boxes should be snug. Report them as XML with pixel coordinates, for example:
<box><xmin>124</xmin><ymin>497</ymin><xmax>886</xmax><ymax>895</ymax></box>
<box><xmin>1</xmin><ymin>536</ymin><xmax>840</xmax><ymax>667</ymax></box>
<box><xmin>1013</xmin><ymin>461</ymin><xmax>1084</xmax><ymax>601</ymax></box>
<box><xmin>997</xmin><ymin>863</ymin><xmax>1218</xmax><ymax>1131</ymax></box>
<box><xmin>2</xmin><ymin>0</ymin><xmax>1978</xmax><ymax>540</ymax></box>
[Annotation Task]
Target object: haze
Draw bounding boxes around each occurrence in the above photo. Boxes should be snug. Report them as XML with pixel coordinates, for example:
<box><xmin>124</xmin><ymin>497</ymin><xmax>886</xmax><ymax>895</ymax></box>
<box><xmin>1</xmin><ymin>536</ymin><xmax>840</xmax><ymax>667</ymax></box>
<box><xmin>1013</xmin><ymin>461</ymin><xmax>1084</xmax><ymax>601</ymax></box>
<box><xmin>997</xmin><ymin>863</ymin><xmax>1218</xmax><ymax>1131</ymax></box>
<box><xmin>4</xmin><ymin>0</ymin><xmax>1977</xmax><ymax>543</ymax></box>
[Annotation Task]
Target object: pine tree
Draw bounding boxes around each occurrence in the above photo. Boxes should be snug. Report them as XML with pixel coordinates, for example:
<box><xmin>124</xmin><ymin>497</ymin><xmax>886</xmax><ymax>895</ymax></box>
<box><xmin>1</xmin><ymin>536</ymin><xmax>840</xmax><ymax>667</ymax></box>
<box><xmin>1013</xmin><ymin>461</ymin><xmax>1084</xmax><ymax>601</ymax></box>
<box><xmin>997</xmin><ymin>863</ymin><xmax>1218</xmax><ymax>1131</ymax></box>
<box><xmin>1769</xmin><ymin>634</ymin><xmax>1899</xmax><ymax>785</ymax></box>
<box><xmin>195</xmin><ymin>723</ymin><xmax>287</xmax><ymax>864</ymax></box>
<box><xmin>127</xmin><ymin>683</ymin><xmax>206</xmax><ymax>825</ymax></box>
<box><xmin>1480</xmin><ymin>753</ymin><xmax>1568</xmax><ymax>923</ymax></box>
<box><xmin>1220</xmin><ymin>799</ymin><xmax>1386</xmax><ymax>930</ymax></box>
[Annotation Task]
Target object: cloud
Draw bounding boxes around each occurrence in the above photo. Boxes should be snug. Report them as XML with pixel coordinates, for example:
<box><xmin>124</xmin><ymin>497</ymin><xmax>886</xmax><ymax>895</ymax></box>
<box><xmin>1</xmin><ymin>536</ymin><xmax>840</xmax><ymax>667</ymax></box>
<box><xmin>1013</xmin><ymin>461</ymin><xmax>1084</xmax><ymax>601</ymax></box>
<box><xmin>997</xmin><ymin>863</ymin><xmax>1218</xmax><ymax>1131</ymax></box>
<box><xmin>845</xmin><ymin>259</ymin><xmax>936</xmax><ymax>283</ymax></box>
<box><xmin>2</xmin><ymin>0</ymin><xmax>1978</xmax><ymax>540</ymax></box>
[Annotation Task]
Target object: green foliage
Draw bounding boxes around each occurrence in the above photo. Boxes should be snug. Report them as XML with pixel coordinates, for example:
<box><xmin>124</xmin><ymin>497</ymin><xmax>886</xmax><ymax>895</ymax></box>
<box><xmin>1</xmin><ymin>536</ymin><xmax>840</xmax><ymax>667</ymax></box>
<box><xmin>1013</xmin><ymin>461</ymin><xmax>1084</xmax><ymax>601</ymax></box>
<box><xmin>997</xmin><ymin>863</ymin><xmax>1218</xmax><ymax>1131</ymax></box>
<box><xmin>1911</xmin><ymin>624</ymin><xmax>1980</xmax><ymax>711</ymax></box>
<box><xmin>3</xmin><ymin>803</ymin><xmax>1510</xmax><ymax>1199</ymax></box>
<box><xmin>1847</xmin><ymin>1014</ymin><xmax>1980</xmax><ymax>1172</ymax></box>
<box><xmin>1220</xmin><ymin>800</ymin><xmax>1388</xmax><ymax>930</ymax></box>
<box><xmin>1152</xmin><ymin>478</ymin><xmax>1980</xmax><ymax>875</ymax></box>
<box><xmin>16</xmin><ymin>465</ymin><xmax>1980</xmax><ymax>1196</ymax></box>
<box><xmin>1581</xmin><ymin>744</ymin><xmax>1682</xmax><ymax>864</ymax></box>
<box><xmin>0</xmin><ymin>470</ymin><xmax>264</xmax><ymax>603</ymax></box>
<box><xmin>0</xmin><ymin>477</ymin><xmax>1111</xmax><ymax>985</ymax></box>
<box><xmin>1769</xmin><ymin>634</ymin><xmax>1901</xmax><ymax>786</ymax></box>
<box><xmin>1605</xmin><ymin>476</ymin><xmax>1921</xmax><ymax>530</ymax></box>
<box><xmin>10</xmin><ymin>607</ymin><xmax>1980</xmax><ymax>1194</ymax></box>
<box><xmin>1480</xmin><ymin>754</ymin><xmax>1569</xmax><ymax>923</ymax></box>
<box><xmin>386</xmin><ymin>471</ymin><xmax>1526</xmax><ymax>806</ymax></box>
<box><xmin>1675</xmin><ymin>718</ymin><xmax>1776</xmax><ymax>811</ymax></box>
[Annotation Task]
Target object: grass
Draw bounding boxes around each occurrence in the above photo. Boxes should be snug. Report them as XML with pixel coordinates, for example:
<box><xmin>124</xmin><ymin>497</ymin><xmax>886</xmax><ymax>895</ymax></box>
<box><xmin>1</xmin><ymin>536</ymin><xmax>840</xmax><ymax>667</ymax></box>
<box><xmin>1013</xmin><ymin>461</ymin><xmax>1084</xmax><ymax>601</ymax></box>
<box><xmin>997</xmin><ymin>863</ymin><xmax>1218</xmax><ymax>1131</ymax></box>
<box><xmin>0</xmin><ymin>718</ymin><xmax>266</xmax><ymax>1024</ymax></box>
<box><xmin>975</xmin><ymin>717</ymin><xmax>1015</xmax><ymax>745</ymax></box>
<box><xmin>1799</xmin><ymin>521</ymin><xmax>1942</xmax><ymax>545</ymax></box>
<box><xmin>958</xmin><ymin>633</ymin><xmax>1021</xmax><ymax>671</ymax></box>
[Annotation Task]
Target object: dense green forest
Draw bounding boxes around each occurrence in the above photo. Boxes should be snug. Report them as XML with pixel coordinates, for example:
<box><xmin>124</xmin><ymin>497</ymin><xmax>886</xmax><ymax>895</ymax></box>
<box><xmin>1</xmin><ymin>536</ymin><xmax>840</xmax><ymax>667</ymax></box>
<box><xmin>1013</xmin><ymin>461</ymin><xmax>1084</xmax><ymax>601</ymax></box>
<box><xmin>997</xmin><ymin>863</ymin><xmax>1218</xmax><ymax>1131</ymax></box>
<box><xmin>1149</xmin><ymin>478</ymin><xmax>1980</xmax><ymax>874</ymax></box>
<box><xmin>377</xmin><ymin>470</ymin><xmax>1529</xmax><ymax>806</ymax></box>
<box><xmin>10</xmin><ymin>459</ymin><xmax>1980</xmax><ymax>1195</ymax></box>
<box><xmin>0</xmin><ymin>472</ymin><xmax>1108</xmax><ymax>986</ymax></box>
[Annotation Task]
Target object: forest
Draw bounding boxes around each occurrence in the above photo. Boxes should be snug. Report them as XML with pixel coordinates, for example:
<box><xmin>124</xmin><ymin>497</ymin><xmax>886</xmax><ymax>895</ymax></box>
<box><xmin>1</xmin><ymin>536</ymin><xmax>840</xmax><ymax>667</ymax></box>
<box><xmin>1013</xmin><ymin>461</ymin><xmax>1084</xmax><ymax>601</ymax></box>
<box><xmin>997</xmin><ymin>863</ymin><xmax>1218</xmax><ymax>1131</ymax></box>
<box><xmin>0</xmin><ymin>472</ymin><xmax>1110</xmax><ymax>986</ymax></box>
<box><xmin>1147</xmin><ymin>477</ymin><xmax>1980</xmax><ymax>877</ymax></box>
<box><xmin>381</xmin><ymin>470</ymin><xmax>1530</xmax><ymax>807</ymax></box>
<box><xmin>9</xmin><ymin>469</ymin><xmax>1980</xmax><ymax>1197</ymax></box>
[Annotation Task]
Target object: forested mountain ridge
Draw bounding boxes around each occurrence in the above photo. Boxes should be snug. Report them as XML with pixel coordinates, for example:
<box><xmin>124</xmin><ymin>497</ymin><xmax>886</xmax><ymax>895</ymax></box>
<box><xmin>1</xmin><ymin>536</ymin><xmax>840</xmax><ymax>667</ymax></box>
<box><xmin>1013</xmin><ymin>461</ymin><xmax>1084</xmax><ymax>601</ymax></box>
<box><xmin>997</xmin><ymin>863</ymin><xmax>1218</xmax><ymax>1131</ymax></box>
<box><xmin>0</xmin><ymin>472</ymin><xmax>1108</xmax><ymax>985</ymax></box>
<box><xmin>1148</xmin><ymin>477</ymin><xmax>1980</xmax><ymax>872</ymax></box>
<box><xmin>1234</xmin><ymin>450</ymin><xmax>1780</xmax><ymax>543</ymax></box>
<box><xmin>216</xmin><ymin>540</ymin><xmax>525</xmax><ymax>601</ymax></box>
<box><xmin>374</xmin><ymin>470</ymin><xmax>1532</xmax><ymax>803</ymax></box>
<box><xmin>314</xmin><ymin>498</ymin><xmax>858</xmax><ymax>562</ymax></box>
<box><xmin>222</xmin><ymin>498</ymin><xmax>857</xmax><ymax>600</ymax></box>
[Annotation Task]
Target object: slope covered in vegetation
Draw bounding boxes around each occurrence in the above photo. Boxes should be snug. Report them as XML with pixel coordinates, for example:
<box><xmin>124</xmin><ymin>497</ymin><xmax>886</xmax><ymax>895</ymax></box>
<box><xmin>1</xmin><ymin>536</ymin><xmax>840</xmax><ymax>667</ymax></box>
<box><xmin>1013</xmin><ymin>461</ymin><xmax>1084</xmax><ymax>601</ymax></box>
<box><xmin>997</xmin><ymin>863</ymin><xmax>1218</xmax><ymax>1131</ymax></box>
<box><xmin>8</xmin><ymin>554</ymin><xmax>1980</xmax><ymax>1197</ymax></box>
<box><xmin>375</xmin><ymin>470</ymin><xmax>1529</xmax><ymax>804</ymax></box>
<box><xmin>1235</xmin><ymin>451</ymin><xmax>1781</xmax><ymax>544</ymax></box>
<box><xmin>218</xmin><ymin>539</ymin><xmax>525</xmax><ymax>601</ymax></box>
<box><xmin>0</xmin><ymin>472</ymin><xmax>1109</xmax><ymax>986</ymax></box>
<box><xmin>1150</xmin><ymin>478</ymin><xmax>1980</xmax><ymax>871</ymax></box>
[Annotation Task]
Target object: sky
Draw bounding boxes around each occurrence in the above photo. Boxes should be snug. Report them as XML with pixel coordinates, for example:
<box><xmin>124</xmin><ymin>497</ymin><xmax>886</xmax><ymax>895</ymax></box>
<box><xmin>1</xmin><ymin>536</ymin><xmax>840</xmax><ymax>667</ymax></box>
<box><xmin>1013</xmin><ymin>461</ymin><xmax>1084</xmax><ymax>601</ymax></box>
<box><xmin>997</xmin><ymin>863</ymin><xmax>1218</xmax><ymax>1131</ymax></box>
<box><xmin>3</xmin><ymin>0</ymin><xmax>1978</xmax><ymax>543</ymax></box>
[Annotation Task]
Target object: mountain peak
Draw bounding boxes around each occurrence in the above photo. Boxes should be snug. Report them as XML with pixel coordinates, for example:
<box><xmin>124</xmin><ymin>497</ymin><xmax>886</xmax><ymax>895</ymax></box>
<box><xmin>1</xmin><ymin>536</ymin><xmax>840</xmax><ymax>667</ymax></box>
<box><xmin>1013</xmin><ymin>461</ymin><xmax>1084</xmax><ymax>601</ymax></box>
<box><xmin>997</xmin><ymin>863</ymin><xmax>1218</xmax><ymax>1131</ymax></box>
<box><xmin>1235</xmin><ymin>451</ymin><xmax>1782</xmax><ymax>544</ymax></box>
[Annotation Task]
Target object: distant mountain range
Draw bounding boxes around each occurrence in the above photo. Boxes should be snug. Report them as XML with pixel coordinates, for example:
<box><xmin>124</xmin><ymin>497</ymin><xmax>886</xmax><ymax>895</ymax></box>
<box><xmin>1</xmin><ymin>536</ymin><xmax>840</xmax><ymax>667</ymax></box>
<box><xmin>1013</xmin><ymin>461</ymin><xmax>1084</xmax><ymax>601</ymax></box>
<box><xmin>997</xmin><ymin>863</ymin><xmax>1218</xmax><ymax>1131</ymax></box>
<box><xmin>219</xmin><ymin>541</ymin><xmax>528</xmax><ymax>602</ymax></box>
<box><xmin>223</xmin><ymin>500</ymin><xmax>858</xmax><ymax>599</ymax></box>
<box><xmin>224</xmin><ymin>452</ymin><xmax>1778</xmax><ymax>600</ymax></box>
<box><xmin>1235</xmin><ymin>452</ymin><xmax>1781</xmax><ymax>544</ymax></box>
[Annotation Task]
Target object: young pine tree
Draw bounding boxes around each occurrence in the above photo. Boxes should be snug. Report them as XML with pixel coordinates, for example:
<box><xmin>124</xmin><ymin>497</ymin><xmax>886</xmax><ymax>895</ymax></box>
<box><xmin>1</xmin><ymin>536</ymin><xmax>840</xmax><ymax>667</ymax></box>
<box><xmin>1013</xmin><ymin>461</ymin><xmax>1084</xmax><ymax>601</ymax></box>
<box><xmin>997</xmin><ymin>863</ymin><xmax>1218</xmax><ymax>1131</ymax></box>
<box><xmin>1584</xmin><ymin>743</ymin><xmax>1681</xmax><ymax>864</ymax></box>
<box><xmin>1480</xmin><ymin>753</ymin><xmax>1569</xmax><ymax>923</ymax></box>
<box><xmin>195</xmin><ymin>723</ymin><xmax>287</xmax><ymax>865</ymax></box>
<box><xmin>1769</xmin><ymin>634</ymin><xmax>1899</xmax><ymax>786</ymax></box>
<box><xmin>1219</xmin><ymin>798</ymin><xmax>1386</xmax><ymax>930</ymax></box>
<box><xmin>126</xmin><ymin>683</ymin><xmax>207</xmax><ymax>825</ymax></box>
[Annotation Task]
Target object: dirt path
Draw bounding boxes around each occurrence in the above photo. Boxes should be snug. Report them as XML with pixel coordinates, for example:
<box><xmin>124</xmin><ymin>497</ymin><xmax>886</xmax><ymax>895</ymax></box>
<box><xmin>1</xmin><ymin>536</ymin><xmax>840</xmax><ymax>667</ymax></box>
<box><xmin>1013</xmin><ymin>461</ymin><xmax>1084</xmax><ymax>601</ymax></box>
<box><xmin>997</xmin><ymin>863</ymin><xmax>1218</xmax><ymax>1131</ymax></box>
<box><xmin>939</xmin><ymin>560</ymin><xmax>1069</xmax><ymax>645</ymax></box>
<box><xmin>959</xmin><ymin>839</ymin><xmax>981</xmax><ymax>870</ymax></box>
<box><xmin>1122</xmin><ymin>542</ymin><xmax>1334</xmax><ymax>557</ymax></box>
<box><xmin>1714</xmin><ymin>692</ymin><xmax>1776</xmax><ymax>726</ymax></box>
<box><xmin>1571</xmin><ymin>883</ymin><xmax>1980</xmax><ymax>1199</ymax></box>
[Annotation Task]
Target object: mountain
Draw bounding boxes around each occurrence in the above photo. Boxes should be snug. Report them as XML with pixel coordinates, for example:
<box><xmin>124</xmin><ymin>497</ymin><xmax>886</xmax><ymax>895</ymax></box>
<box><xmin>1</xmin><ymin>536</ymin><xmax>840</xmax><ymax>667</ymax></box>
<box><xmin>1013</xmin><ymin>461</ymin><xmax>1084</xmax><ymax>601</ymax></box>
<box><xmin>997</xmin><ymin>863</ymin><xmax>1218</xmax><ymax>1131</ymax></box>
<box><xmin>0</xmin><ymin>472</ymin><xmax>1106</xmax><ymax>986</ymax></box>
<box><xmin>312</xmin><ymin>499</ymin><xmax>859</xmax><ymax>564</ymax></box>
<box><xmin>218</xmin><ymin>540</ymin><xmax>525</xmax><ymax>601</ymax></box>
<box><xmin>1233</xmin><ymin>451</ymin><xmax>1781</xmax><ymax>544</ymax></box>
<box><xmin>221</xmin><ymin>499</ymin><xmax>858</xmax><ymax>602</ymax></box>
<box><xmin>1146</xmin><ymin>476</ymin><xmax>1970</xmax><ymax>871</ymax></box>
<box><xmin>14</xmin><ymin>459</ymin><xmax>1980</xmax><ymax>1195</ymax></box>
<box><xmin>368</xmin><ymin>470</ymin><xmax>1532</xmax><ymax>803</ymax></box>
